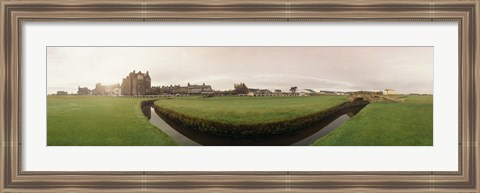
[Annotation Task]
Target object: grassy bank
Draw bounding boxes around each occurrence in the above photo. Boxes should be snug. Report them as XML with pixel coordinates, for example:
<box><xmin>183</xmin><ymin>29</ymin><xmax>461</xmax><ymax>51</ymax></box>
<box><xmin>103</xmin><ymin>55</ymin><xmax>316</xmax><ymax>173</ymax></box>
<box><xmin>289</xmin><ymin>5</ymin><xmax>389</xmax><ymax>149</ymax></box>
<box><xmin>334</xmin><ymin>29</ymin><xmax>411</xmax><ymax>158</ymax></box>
<box><xmin>47</xmin><ymin>96</ymin><xmax>177</xmax><ymax>146</ymax></box>
<box><xmin>312</xmin><ymin>95</ymin><xmax>433</xmax><ymax>146</ymax></box>
<box><xmin>154</xmin><ymin>96</ymin><xmax>348</xmax><ymax>125</ymax></box>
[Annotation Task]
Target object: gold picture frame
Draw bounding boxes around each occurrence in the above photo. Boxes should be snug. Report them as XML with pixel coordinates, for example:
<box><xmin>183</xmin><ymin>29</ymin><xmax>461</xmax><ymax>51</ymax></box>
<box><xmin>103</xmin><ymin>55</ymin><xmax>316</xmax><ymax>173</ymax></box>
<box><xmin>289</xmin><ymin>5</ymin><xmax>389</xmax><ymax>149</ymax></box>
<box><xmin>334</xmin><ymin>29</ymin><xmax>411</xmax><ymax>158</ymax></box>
<box><xmin>1</xmin><ymin>0</ymin><xmax>478</xmax><ymax>192</ymax></box>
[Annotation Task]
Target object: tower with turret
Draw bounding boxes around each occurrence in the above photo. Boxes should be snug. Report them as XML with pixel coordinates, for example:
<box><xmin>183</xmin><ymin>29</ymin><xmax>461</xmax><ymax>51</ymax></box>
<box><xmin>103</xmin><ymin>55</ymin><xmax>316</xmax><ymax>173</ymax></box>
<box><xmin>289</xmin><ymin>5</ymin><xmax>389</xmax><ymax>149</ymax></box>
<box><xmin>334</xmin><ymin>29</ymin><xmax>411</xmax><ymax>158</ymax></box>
<box><xmin>121</xmin><ymin>70</ymin><xmax>151</xmax><ymax>95</ymax></box>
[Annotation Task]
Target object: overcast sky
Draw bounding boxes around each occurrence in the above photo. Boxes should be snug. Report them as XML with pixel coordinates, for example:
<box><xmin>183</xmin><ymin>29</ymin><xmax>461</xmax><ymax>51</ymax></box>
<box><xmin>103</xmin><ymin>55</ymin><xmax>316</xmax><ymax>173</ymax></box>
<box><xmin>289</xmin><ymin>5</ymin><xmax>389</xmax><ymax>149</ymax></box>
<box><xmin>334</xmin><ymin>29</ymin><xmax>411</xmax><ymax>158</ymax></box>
<box><xmin>47</xmin><ymin>47</ymin><xmax>433</xmax><ymax>94</ymax></box>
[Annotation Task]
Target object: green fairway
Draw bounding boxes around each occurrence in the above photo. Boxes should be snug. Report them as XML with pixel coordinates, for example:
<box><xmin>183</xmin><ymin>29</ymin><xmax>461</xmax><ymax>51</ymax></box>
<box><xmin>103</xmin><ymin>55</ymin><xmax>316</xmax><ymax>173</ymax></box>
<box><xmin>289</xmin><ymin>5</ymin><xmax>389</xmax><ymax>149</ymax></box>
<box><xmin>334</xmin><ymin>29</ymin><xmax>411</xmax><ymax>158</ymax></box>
<box><xmin>47</xmin><ymin>95</ymin><xmax>432</xmax><ymax>146</ymax></box>
<box><xmin>312</xmin><ymin>95</ymin><xmax>433</xmax><ymax>146</ymax></box>
<box><xmin>47</xmin><ymin>96</ymin><xmax>177</xmax><ymax>146</ymax></box>
<box><xmin>154</xmin><ymin>96</ymin><xmax>348</xmax><ymax>125</ymax></box>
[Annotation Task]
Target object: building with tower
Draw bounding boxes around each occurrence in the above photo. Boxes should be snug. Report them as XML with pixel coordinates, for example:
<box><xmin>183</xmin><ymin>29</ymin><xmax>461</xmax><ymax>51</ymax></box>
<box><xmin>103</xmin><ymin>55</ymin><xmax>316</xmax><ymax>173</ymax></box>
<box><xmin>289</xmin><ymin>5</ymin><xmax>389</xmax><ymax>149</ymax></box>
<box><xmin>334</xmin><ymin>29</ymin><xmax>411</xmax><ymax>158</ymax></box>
<box><xmin>121</xmin><ymin>70</ymin><xmax>151</xmax><ymax>96</ymax></box>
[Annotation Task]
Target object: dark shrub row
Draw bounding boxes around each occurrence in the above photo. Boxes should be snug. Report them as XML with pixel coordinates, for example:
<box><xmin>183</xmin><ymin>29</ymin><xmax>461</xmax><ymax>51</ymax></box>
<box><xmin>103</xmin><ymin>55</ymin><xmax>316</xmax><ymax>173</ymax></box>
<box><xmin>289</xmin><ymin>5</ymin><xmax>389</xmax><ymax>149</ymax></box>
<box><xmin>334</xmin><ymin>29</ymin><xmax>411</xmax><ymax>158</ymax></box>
<box><xmin>153</xmin><ymin>100</ymin><xmax>368</xmax><ymax>138</ymax></box>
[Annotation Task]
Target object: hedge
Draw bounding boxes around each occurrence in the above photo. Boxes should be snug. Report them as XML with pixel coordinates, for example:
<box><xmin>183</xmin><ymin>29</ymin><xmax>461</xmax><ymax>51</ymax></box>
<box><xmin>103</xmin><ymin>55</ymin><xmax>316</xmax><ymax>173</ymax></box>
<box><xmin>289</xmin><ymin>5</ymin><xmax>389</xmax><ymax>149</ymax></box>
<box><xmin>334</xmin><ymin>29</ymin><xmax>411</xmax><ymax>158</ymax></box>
<box><xmin>152</xmin><ymin>99</ymin><xmax>369</xmax><ymax>138</ymax></box>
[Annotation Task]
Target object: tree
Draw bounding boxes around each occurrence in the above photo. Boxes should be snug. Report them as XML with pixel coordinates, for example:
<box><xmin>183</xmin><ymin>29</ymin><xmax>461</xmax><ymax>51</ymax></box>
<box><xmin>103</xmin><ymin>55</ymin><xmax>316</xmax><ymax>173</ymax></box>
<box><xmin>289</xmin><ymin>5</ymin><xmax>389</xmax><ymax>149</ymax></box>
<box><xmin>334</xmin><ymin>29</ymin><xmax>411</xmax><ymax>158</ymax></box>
<box><xmin>290</xmin><ymin>86</ymin><xmax>298</xmax><ymax>93</ymax></box>
<box><xmin>234</xmin><ymin>83</ymin><xmax>249</xmax><ymax>94</ymax></box>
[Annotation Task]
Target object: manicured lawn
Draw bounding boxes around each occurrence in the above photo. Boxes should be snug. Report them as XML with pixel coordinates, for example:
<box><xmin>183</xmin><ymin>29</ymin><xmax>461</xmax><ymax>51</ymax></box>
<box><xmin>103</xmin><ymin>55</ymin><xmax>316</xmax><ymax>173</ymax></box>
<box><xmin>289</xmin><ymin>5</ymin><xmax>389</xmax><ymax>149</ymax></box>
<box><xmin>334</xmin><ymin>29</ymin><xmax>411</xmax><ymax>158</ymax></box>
<box><xmin>47</xmin><ymin>96</ymin><xmax>177</xmax><ymax>146</ymax></box>
<box><xmin>154</xmin><ymin>96</ymin><xmax>348</xmax><ymax>124</ymax></box>
<box><xmin>312</xmin><ymin>95</ymin><xmax>433</xmax><ymax>146</ymax></box>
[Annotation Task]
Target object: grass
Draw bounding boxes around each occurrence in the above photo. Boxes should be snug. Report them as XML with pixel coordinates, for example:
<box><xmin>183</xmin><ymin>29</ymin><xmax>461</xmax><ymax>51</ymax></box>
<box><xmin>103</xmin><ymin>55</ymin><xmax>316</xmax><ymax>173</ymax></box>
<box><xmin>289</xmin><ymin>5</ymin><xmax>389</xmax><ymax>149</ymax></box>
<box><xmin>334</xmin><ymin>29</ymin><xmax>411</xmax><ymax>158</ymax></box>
<box><xmin>312</xmin><ymin>95</ymin><xmax>433</xmax><ymax>146</ymax></box>
<box><xmin>47</xmin><ymin>95</ymin><xmax>433</xmax><ymax>146</ymax></box>
<box><xmin>154</xmin><ymin>96</ymin><xmax>348</xmax><ymax>125</ymax></box>
<box><xmin>47</xmin><ymin>95</ymin><xmax>177</xmax><ymax>146</ymax></box>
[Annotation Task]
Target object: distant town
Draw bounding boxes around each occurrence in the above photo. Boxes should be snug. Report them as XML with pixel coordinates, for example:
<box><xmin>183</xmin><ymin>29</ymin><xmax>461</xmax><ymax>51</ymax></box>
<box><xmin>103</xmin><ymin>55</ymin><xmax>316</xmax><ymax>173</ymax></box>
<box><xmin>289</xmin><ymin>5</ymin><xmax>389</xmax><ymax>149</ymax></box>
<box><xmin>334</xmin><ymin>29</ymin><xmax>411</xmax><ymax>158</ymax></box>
<box><xmin>53</xmin><ymin>70</ymin><xmax>405</xmax><ymax>97</ymax></box>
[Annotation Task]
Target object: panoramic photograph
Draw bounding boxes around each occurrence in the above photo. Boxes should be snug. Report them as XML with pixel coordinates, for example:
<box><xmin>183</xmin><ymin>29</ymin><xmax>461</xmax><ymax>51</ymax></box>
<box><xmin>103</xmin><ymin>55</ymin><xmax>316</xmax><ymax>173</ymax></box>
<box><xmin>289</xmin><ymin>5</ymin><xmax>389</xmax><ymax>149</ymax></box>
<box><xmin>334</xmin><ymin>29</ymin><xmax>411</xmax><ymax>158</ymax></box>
<box><xmin>47</xmin><ymin>47</ymin><xmax>433</xmax><ymax>146</ymax></box>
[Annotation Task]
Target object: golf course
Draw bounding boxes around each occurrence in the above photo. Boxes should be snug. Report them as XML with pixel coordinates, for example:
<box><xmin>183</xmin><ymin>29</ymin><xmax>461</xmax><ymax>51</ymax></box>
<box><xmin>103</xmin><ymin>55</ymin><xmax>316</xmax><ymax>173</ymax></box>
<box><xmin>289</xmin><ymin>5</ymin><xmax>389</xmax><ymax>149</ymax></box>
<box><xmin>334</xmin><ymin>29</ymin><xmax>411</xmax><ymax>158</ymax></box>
<box><xmin>47</xmin><ymin>95</ymin><xmax>433</xmax><ymax>146</ymax></box>
<box><xmin>47</xmin><ymin>96</ymin><xmax>177</xmax><ymax>146</ymax></box>
<box><xmin>312</xmin><ymin>95</ymin><xmax>433</xmax><ymax>146</ymax></box>
<box><xmin>154</xmin><ymin>96</ymin><xmax>348</xmax><ymax>124</ymax></box>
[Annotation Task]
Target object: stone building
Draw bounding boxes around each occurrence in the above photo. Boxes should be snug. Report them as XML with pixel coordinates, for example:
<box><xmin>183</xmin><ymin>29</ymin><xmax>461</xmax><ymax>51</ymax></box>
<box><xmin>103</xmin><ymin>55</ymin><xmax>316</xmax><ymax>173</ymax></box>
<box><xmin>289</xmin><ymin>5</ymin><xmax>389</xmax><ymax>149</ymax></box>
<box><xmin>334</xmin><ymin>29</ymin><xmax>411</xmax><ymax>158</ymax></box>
<box><xmin>187</xmin><ymin>83</ymin><xmax>213</xmax><ymax>94</ymax></box>
<box><xmin>121</xmin><ymin>70</ymin><xmax>151</xmax><ymax>96</ymax></box>
<box><xmin>147</xmin><ymin>83</ymin><xmax>213</xmax><ymax>95</ymax></box>
<box><xmin>56</xmin><ymin>91</ymin><xmax>68</xmax><ymax>95</ymax></box>
<box><xmin>77</xmin><ymin>86</ymin><xmax>91</xmax><ymax>95</ymax></box>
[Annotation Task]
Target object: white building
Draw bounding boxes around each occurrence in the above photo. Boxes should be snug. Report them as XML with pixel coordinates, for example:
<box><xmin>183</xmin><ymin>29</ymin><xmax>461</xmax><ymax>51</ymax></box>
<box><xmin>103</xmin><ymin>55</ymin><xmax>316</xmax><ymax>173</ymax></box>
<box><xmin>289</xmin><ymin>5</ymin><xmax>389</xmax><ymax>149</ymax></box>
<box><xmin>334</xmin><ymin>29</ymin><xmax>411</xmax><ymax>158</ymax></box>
<box><xmin>382</xmin><ymin>89</ymin><xmax>397</xmax><ymax>95</ymax></box>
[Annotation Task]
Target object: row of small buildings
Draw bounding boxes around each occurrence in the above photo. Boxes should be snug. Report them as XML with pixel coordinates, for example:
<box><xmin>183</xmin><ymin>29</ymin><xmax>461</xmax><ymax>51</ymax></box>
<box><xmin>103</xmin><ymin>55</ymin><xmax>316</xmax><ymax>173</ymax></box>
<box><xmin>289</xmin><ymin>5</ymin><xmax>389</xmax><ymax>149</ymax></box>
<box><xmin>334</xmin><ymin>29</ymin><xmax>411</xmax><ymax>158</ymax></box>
<box><xmin>243</xmin><ymin>89</ymin><xmax>396</xmax><ymax>97</ymax></box>
<box><xmin>72</xmin><ymin>70</ymin><xmax>214</xmax><ymax>96</ymax></box>
<box><xmin>57</xmin><ymin>70</ymin><xmax>397</xmax><ymax>97</ymax></box>
<box><xmin>242</xmin><ymin>88</ymin><xmax>309</xmax><ymax>97</ymax></box>
<box><xmin>319</xmin><ymin>89</ymin><xmax>397</xmax><ymax>96</ymax></box>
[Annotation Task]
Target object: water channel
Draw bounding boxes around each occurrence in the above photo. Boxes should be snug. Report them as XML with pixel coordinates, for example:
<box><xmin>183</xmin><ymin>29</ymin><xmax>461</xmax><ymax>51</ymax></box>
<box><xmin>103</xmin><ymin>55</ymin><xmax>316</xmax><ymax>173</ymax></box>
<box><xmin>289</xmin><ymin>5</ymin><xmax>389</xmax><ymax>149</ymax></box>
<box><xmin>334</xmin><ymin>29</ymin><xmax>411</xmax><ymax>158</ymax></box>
<box><xmin>142</xmin><ymin>101</ymin><xmax>366</xmax><ymax>146</ymax></box>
